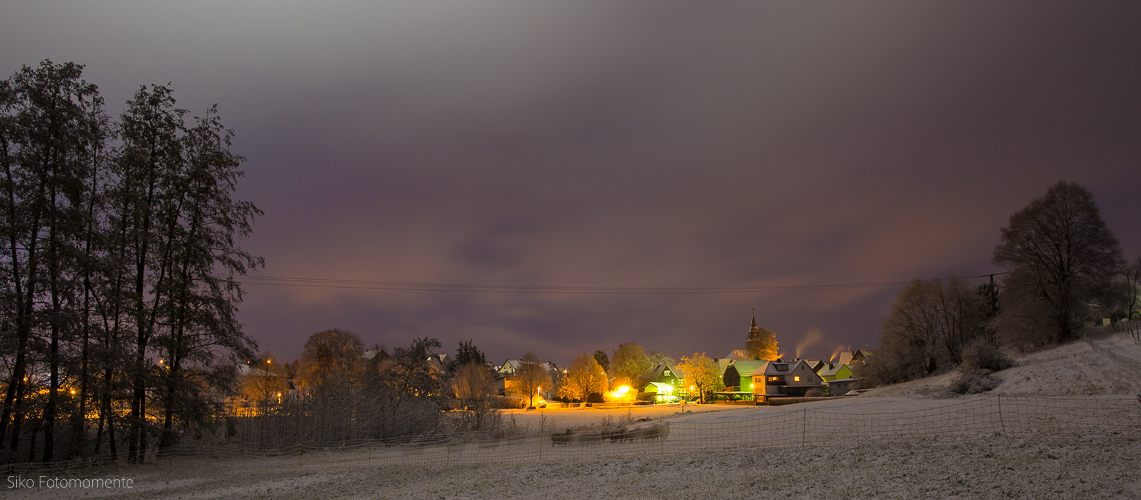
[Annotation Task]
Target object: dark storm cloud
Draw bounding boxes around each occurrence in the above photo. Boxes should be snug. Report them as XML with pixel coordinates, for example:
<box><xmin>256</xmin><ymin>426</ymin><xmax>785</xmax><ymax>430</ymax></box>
<box><xmin>4</xmin><ymin>1</ymin><xmax>1140</xmax><ymax>364</ymax></box>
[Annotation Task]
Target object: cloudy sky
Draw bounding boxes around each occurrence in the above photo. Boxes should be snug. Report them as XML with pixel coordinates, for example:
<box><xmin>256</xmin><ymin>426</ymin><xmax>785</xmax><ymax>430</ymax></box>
<box><xmin>4</xmin><ymin>1</ymin><xmax>1139</xmax><ymax>365</ymax></box>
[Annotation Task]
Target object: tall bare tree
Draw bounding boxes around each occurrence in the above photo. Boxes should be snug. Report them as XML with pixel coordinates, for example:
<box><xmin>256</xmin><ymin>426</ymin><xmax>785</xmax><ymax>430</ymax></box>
<box><xmin>557</xmin><ymin>353</ymin><xmax>607</xmax><ymax>403</ymax></box>
<box><xmin>0</xmin><ymin>61</ymin><xmax>104</xmax><ymax>462</ymax></box>
<box><xmin>1</xmin><ymin>61</ymin><xmax>261</xmax><ymax>464</ymax></box>
<box><xmin>509</xmin><ymin>351</ymin><xmax>550</xmax><ymax>408</ymax></box>
<box><xmin>994</xmin><ymin>181</ymin><xmax>1123</xmax><ymax>345</ymax></box>
<box><xmin>154</xmin><ymin>105</ymin><xmax>261</xmax><ymax>451</ymax></box>
<box><xmin>450</xmin><ymin>361</ymin><xmax>496</xmax><ymax>431</ymax></box>
<box><xmin>873</xmin><ymin>276</ymin><xmax>986</xmax><ymax>383</ymax></box>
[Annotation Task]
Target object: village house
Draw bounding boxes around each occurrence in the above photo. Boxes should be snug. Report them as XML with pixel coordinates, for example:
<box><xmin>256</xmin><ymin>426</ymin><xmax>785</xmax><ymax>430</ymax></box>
<box><xmin>816</xmin><ymin>362</ymin><xmax>853</xmax><ymax>382</ymax></box>
<box><xmin>837</xmin><ymin>349</ymin><xmax>871</xmax><ymax>366</ymax></box>
<box><xmin>816</xmin><ymin>361</ymin><xmax>861</xmax><ymax>396</ymax></box>
<box><xmin>427</xmin><ymin>353</ymin><xmax>451</xmax><ymax>373</ymax></box>
<box><xmin>750</xmin><ymin>359</ymin><xmax>824</xmax><ymax>398</ymax></box>
<box><xmin>722</xmin><ymin>359</ymin><xmax>768</xmax><ymax>393</ymax></box>
<box><xmin>494</xmin><ymin>358</ymin><xmax>559</xmax><ymax>396</ymax></box>
<box><xmin>638</xmin><ymin>364</ymin><xmax>683</xmax><ymax>403</ymax></box>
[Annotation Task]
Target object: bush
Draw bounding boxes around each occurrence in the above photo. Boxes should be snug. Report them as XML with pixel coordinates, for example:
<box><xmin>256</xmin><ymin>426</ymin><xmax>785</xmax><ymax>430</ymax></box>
<box><xmin>961</xmin><ymin>341</ymin><xmax>1014</xmax><ymax>372</ymax></box>
<box><xmin>494</xmin><ymin>396</ymin><xmax>527</xmax><ymax>409</ymax></box>
<box><xmin>951</xmin><ymin>369</ymin><xmax>1000</xmax><ymax>394</ymax></box>
<box><xmin>805</xmin><ymin>388</ymin><xmax>824</xmax><ymax>397</ymax></box>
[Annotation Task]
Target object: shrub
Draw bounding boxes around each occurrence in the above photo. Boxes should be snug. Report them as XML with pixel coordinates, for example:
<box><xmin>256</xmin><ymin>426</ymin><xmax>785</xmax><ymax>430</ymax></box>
<box><xmin>805</xmin><ymin>388</ymin><xmax>824</xmax><ymax>397</ymax></box>
<box><xmin>494</xmin><ymin>396</ymin><xmax>527</xmax><ymax>409</ymax></box>
<box><xmin>961</xmin><ymin>341</ymin><xmax>1014</xmax><ymax>372</ymax></box>
<box><xmin>951</xmin><ymin>369</ymin><xmax>1000</xmax><ymax>394</ymax></box>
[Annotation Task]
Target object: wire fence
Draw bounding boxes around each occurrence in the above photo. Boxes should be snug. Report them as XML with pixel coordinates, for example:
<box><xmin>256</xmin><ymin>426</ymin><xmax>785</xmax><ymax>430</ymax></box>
<box><xmin>4</xmin><ymin>395</ymin><xmax>1139</xmax><ymax>474</ymax></box>
<box><xmin>1085</xmin><ymin>337</ymin><xmax>1141</xmax><ymax>379</ymax></box>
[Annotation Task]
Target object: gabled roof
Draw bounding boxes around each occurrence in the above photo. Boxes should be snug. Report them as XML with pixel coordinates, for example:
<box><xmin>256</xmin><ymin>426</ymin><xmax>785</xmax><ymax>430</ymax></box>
<box><xmin>837</xmin><ymin>349</ymin><xmax>872</xmax><ymax>365</ymax></box>
<box><xmin>497</xmin><ymin>359</ymin><xmax>556</xmax><ymax>377</ymax></box>
<box><xmin>497</xmin><ymin>359</ymin><xmax>523</xmax><ymax>376</ymax></box>
<box><xmin>644</xmin><ymin>363</ymin><xmax>678</xmax><ymax>380</ymax></box>
<box><xmin>636</xmin><ymin>364</ymin><xmax>679</xmax><ymax>388</ymax></box>
<box><xmin>427</xmin><ymin>353</ymin><xmax>450</xmax><ymax>372</ymax></box>
<box><xmin>751</xmin><ymin>359</ymin><xmax>812</xmax><ymax>377</ymax></box>
<box><xmin>724</xmin><ymin>349</ymin><xmax>752</xmax><ymax>361</ymax></box>
<box><xmin>805</xmin><ymin>360</ymin><xmax>824</xmax><ymax>372</ymax></box>
<box><xmin>817</xmin><ymin>363</ymin><xmax>850</xmax><ymax>378</ymax></box>
<box><xmin>717</xmin><ymin>358</ymin><xmax>734</xmax><ymax>375</ymax></box>
<box><xmin>725</xmin><ymin>359</ymin><xmax>768</xmax><ymax>378</ymax></box>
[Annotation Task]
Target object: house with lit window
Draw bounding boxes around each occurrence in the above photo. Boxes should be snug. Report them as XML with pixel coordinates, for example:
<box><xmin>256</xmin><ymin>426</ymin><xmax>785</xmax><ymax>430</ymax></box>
<box><xmin>639</xmin><ymin>364</ymin><xmax>683</xmax><ymax>403</ymax></box>
<box><xmin>750</xmin><ymin>359</ymin><xmax>823</xmax><ymax>397</ymax></box>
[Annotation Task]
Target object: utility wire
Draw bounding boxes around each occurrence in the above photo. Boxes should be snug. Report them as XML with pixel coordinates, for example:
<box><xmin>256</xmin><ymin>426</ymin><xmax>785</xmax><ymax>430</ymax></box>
<box><xmin>237</xmin><ymin>275</ymin><xmax>918</xmax><ymax>295</ymax></box>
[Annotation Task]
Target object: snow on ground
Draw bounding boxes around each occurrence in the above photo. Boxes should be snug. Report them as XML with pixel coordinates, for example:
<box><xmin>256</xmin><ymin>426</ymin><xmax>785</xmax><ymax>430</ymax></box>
<box><xmin>7</xmin><ymin>332</ymin><xmax>1141</xmax><ymax>499</ymax></box>
<box><xmin>501</xmin><ymin>402</ymin><xmax>736</xmax><ymax>432</ymax></box>
<box><xmin>867</xmin><ymin>330</ymin><xmax>1141</xmax><ymax>398</ymax></box>
<box><xmin>9</xmin><ymin>431</ymin><xmax>1138</xmax><ymax>500</ymax></box>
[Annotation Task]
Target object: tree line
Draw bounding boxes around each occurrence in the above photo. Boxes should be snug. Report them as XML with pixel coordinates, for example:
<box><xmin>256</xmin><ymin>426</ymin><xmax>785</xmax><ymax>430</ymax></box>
<box><xmin>868</xmin><ymin>181</ymin><xmax>1141</xmax><ymax>389</ymax></box>
<box><xmin>232</xmin><ymin>330</ymin><xmax>719</xmax><ymax>448</ymax></box>
<box><xmin>1</xmin><ymin>60</ymin><xmax>261</xmax><ymax>464</ymax></box>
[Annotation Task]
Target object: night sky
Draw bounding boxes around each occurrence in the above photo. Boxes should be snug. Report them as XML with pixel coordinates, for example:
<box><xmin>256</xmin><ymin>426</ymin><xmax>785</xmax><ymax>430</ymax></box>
<box><xmin>4</xmin><ymin>2</ymin><xmax>1140</xmax><ymax>366</ymax></box>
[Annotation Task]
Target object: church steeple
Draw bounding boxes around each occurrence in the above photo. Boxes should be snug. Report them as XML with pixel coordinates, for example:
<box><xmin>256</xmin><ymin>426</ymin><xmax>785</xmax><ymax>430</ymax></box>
<box><xmin>748</xmin><ymin>307</ymin><xmax>759</xmax><ymax>340</ymax></box>
<box><xmin>745</xmin><ymin>308</ymin><xmax>778</xmax><ymax>361</ymax></box>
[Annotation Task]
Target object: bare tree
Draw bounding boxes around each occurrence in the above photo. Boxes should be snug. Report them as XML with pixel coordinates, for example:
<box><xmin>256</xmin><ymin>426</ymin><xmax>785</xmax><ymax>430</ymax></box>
<box><xmin>871</xmin><ymin>276</ymin><xmax>986</xmax><ymax>383</ymax></box>
<box><xmin>509</xmin><ymin>352</ymin><xmax>551</xmax><ymax>408</ymax></box>
<box><xmin>647</xmin><ymin>351</ymin><xmax>675</xmax><ymax>369</ymax></box>
<box><xmin>993</xmin><ymin>181</ymin><xmax>1124</xmax><ymax>345</ymax></box>
<box><xmin>676</xmin><ymin>352</ymin><xmax>721</xmax><ymax>404</ymax></box>
<box><xmin>557</xmin><ymin>353</ymin><xmax>607</xmax><ymax>403</ymax></box>
<box><xmin>450</xmin><ymin>362</ymin><xmax>497</xmax><ymax>431</ymax></box>
<box><xmin>298</xmin><ymin>329</ymin><xmax>364</xmax><ymax>389</ymax></box>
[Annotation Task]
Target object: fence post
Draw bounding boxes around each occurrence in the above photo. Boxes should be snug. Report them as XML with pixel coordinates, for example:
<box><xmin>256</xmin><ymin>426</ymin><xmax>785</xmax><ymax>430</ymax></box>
<box><xmin>801</xmin><ymin>409</ymin><xmax>806</xmax><ymax>447</ymax></box>
<box><xmin>997</xmin><ymin>395</ymin><xmax>1010</xmax><ymax>443</ymax></box>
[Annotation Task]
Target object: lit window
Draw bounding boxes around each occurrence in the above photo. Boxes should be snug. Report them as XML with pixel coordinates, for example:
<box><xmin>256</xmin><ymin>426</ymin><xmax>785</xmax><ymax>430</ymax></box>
<box><xmin>794</xmin><ymin>376</ymin><xmax>800</xmax><ymax>382</ymax></box>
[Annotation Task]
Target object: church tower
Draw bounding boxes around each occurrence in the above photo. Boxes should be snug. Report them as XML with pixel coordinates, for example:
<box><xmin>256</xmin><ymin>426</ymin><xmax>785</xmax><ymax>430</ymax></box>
<box><xmin>745</xmin><ymin>309</ymin><xmax>779</xmax><ymax>361</ymax></box>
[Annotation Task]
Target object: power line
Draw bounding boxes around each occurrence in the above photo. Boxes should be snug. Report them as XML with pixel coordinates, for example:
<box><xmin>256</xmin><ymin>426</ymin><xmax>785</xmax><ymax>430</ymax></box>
<box><xmin>236</xmin><ymin>275</ymin><xmax>917</xmax><ymax>295</ymax></box>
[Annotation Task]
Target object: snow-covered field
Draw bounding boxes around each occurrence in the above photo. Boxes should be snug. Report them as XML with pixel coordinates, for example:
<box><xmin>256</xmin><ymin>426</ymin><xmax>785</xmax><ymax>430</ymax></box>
<box><xmin>8</xmin><ymin>332</ymin><xmax>1141</xmax><ymax>499</ymax></box>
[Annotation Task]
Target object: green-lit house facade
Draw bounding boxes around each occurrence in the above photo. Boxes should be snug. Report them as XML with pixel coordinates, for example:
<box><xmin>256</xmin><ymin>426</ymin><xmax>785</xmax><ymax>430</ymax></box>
<box><xmin>722</xmin><ymin>360</ymin><xmax>768</xmax><ymax>393</ymax></box>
